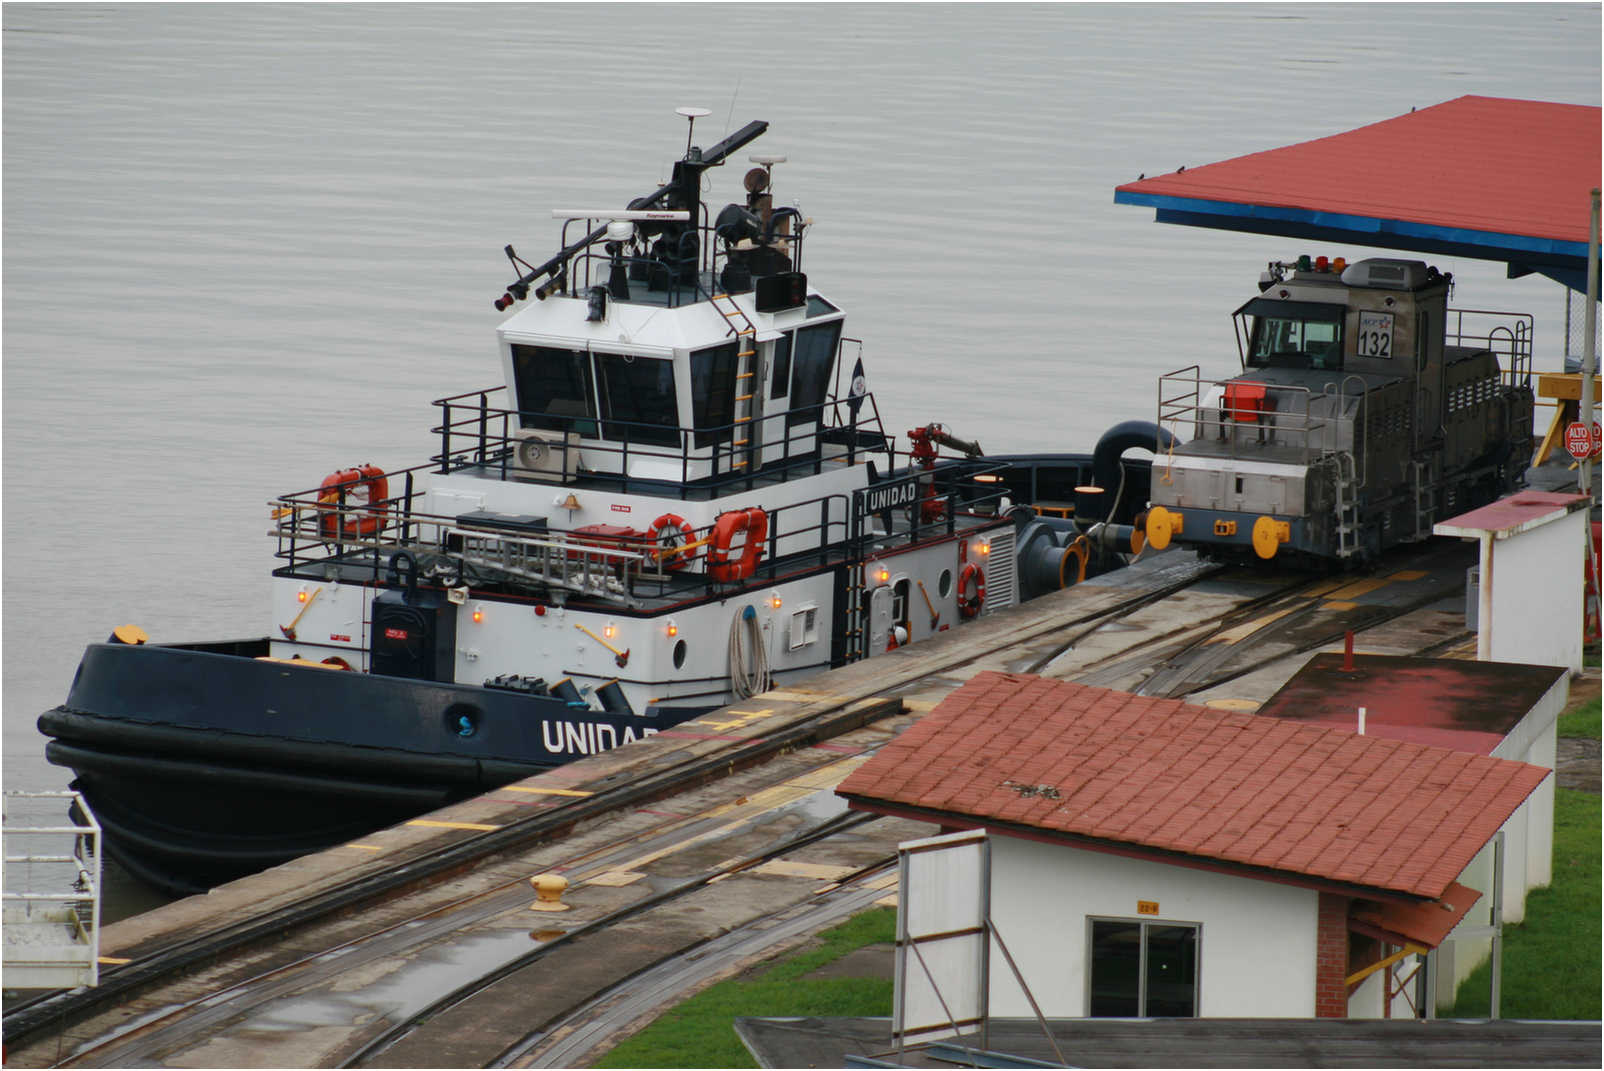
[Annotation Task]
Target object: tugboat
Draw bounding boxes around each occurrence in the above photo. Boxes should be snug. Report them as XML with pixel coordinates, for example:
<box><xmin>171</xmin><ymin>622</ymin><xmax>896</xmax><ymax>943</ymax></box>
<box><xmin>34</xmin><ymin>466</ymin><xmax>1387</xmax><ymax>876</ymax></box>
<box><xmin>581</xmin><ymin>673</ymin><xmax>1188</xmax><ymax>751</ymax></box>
<box><xmin>38</xmin><ymin>113</ymin><xmax>1164</xmax><ymax>895</ymax></box>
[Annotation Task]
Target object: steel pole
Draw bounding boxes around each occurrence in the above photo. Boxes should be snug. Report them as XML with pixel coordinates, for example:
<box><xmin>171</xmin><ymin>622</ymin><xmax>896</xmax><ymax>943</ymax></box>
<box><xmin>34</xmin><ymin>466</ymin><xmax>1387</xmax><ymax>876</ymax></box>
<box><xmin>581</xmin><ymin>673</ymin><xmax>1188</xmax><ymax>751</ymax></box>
<box><xmin>1582</xmin><ymin>188</ymin><xmax>1598</xmax><ymax>494</ymax></box>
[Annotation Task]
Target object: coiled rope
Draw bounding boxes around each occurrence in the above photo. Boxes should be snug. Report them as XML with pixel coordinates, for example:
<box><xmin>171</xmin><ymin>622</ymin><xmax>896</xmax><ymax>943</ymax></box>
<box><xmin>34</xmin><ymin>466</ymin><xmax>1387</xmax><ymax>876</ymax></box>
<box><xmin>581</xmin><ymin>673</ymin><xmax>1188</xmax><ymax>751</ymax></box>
<box><xmin>728</xmin><ymin>605</ymin><xmax>771</xmax><ymax>698</ymax></box>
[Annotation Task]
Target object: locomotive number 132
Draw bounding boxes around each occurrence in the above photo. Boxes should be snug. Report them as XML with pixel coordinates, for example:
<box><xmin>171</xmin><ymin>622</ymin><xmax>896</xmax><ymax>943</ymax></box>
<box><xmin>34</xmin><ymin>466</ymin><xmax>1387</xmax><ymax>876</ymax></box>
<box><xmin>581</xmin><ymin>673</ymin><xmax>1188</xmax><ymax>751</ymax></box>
<box><xmin>1356</xmin><ymin>311</ymin><xmax>1394</xmax><ymax>358</ymax></box>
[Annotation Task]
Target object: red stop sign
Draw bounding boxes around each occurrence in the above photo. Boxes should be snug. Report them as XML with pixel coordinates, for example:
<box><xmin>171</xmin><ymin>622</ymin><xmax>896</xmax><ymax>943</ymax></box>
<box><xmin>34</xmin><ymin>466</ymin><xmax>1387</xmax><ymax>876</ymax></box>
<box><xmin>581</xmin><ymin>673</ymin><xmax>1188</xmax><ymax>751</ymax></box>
<box><xmin>1565</xmin><ymin>421</ymin><xmax>1596</xmax><ymax>460</ymax></box>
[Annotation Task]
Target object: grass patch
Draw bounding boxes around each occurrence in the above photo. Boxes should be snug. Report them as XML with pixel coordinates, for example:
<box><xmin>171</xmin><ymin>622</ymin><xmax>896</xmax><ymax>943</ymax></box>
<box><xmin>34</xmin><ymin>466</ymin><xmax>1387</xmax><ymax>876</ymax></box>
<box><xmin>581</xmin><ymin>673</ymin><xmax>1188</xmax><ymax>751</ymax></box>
<box><xmin>1557</xmin><ymin>693</ymin><xmax>1600</xmax><ymax>739</ymax></box>
<box><xmin>1447</xmin><ymin>787</ymin><xmax>1601</xmax><ymax>1019</ymax></box>
<box><xmin>595</xmin><ymin>906</ymin><xmax>897</xmax><ymax>1068</ymax></box>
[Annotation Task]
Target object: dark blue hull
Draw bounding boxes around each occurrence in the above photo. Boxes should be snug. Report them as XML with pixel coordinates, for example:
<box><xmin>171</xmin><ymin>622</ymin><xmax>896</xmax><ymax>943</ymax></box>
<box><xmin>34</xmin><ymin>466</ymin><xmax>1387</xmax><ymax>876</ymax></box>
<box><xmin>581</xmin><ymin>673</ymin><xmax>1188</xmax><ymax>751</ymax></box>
<box><xmin>38</xmin><ymin>643</ymin><xmax>707</xmax><ymax>895</ymax></box>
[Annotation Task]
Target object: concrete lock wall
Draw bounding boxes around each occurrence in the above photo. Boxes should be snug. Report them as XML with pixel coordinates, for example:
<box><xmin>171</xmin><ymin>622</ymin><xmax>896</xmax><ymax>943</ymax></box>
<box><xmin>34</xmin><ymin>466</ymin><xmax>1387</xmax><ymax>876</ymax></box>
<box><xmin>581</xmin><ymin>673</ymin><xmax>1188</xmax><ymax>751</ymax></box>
<box><xmin>984</xmin><ymin>835</ymin><xmax>1319</xmax><ymax>1019</ymax></box>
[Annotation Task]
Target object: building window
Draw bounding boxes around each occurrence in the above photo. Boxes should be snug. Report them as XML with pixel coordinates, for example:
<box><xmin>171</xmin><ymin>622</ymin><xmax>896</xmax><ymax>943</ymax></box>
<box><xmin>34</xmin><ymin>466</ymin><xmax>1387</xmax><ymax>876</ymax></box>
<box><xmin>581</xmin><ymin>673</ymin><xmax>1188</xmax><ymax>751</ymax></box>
<box><xmin>1087</xmin><ymin>918</ymin><xmax>1198</xmax><ymax>1017</ymax></box>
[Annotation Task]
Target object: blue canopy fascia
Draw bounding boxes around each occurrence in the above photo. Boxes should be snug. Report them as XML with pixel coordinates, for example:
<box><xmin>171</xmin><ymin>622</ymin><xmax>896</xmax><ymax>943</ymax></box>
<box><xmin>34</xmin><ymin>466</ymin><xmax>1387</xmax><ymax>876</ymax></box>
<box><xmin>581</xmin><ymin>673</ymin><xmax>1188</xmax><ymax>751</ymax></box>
<box><xmin>1114</xmin><ymin>190</ymin><xmax>1593</xmax><ymax>292</ymax></box>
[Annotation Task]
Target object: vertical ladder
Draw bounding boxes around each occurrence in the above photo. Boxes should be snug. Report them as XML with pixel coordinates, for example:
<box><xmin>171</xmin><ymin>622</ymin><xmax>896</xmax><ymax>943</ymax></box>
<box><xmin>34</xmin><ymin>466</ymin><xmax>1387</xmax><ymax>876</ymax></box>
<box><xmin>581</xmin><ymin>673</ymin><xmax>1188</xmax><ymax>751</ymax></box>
<box><xmin>1411</xmin><ymin>457</ymin><xmax>1438</xmax><ymax>540</ymax></box>
<box><xmin>1332</xmin><ymin>452</ymin><xmax>1361</xmax><ymax>559</ymax></box>
<box><xmin>709</xmin><ymin>292</ymin><xmax>760</xmax><ymax>472</ymax></box>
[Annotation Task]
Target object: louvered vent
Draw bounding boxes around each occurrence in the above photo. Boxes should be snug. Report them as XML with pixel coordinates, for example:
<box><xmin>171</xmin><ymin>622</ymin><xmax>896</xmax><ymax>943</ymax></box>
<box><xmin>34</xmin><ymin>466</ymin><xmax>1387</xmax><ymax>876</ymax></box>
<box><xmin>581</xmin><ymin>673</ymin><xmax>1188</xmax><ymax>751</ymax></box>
<box><xmin>981</xmin><ymin>527</ymin><xmax>1018</xmax><ymax>613</ymax></box>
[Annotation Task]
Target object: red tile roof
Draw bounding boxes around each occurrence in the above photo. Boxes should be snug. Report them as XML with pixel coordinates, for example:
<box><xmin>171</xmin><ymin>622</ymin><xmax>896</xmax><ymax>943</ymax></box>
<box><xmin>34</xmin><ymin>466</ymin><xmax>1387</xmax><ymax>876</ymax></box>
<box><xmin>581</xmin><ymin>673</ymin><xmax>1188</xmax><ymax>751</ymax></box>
<box><xmin>1114</xmin><ymin>95</ymin><xmax>1600</xmax><ymax>245</ymax></box>
<box><xmin>1352</xmin><ymin>881</ymin><xmax>1482</xmax><ymax>950</ymax></box>
<box><xmin>838</xmin><ymin>672</ymin><xmax>1550</xmax><ymax>900</ymax></box>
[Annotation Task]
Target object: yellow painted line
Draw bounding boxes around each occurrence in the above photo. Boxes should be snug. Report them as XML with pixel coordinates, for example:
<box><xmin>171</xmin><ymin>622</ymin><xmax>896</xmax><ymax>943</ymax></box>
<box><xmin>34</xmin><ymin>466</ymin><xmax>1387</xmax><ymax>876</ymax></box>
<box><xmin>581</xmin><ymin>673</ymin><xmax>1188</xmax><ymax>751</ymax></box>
<box><xmin>98</xmin><ymin>956</ymin><xmax>132</xmax><ymax>965</ymax></box>
<box><xmin>1321</xmin><ymin>600</ymin><xmax>1358</xmax><ymax>612</ymax></box>
<box><xmin>762</xmin><ymin>689</ymin><xmax>825</xmax><ymax>701</ymax></box>
<box><xmin>701</xmin><ymin>708</ymin><xmax>772</xmax><ymax>731</ymax></box>
<box><xmin>347</xmin><ymin>843</ymin><xmax>385</xmax><ymax>852</ymax></box>
<box><xmin>1324</xmin><ymin>577</ymin><xmax>1391</xmax><ymax>601</ymax></box>
<box><xmin>866</xmin><ymin>873</ymin><xmax>899</xmax><ymax>891</ymax></box>
<box><xmin>1301</xmin><ymin>578</ymin><xmax>1347</xmax><ymax>597</ymax></box>
<box><xmin>502</xmin><ymin>785</ymin><xmax>594</xmax><ymax>798</ymax></box>
<box><xmin>1387</xmin><ymin>570</ymin><xmax>1427</xmax><ymax>581</ymax></box>
<box><xmin>407</xmin><ymin>819</ymin><xmax>501</xmax><ymax>832</ymax></box>
<box><xmin>874</xmin><ymin>894</ymin><xmax>900</xmax><ymax>908</ymax></box>
<box><xmin>754</xmin><ymin>859</ymin><xmax>857</xmax><ymax>881</ymax></box>
<box><xmin>1208</xmin><ymin>605</ymin><xmax>1300</xmax><ymax>645</ymax></box>
<box><xmin>585</xmin><ymin>869</ymin><xmax>646</xmax><ymax>887</ymax></box>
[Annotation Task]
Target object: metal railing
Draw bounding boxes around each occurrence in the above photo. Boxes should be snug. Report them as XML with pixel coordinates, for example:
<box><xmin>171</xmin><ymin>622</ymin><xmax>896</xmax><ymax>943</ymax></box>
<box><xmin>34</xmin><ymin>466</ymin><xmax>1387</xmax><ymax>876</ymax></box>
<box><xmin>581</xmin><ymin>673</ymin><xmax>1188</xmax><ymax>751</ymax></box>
<box><xmin>3</xmin><ymin>791</ymin><xmax>101</xmax><ymax>991</ymax></box>
<box><xmin>1158</xmin><ymin>365</ymin><xmax>1347</xmax><ymax>462</ymax></box>
<box><xmin>1446</xmin><ymin>308</ymin><xmax>1534</xmax><ymax>387</ymax></box>
<box><xmin>550</xmin><ymin>206</ymin><xmax>808</xmax><ymax>309</ymax></box>
<box><xmin>428</xmin><ymin>384</ymin><xmax>892</xmax><ymax>495</ymax></box>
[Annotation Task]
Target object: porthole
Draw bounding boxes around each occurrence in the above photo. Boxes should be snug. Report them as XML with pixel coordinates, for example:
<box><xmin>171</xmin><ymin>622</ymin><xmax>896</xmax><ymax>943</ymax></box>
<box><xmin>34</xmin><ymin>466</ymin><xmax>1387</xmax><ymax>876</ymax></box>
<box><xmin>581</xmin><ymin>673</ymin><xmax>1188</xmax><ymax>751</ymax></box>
<box><xmin>673</xmin><ymin>639</ymin><xmax>687</xmax><ymax>669</ymax></box>
<box><xmin>444</xmin><ymin>702</ymin><xmax>481</xmax><ymax>738</ymax></box>
<box><xmin>938</xmin><ymin>568</ymin><xmax>953</xmax><ymax>599</ymax></box>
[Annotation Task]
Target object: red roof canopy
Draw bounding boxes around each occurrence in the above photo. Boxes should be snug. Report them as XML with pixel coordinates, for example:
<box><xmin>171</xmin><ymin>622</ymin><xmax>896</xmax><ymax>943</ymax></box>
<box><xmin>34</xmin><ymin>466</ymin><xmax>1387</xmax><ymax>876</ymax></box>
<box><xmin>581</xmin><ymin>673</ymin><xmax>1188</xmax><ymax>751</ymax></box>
<box><xmin>1115</xmin><ymin>95</ymin><xmax>1600</xmax><ymax>290</ymax></box>
<box><xmin>838</xmin><ymin>672</ymin><xmax>1549</xmax><ymax>900</ymax></box>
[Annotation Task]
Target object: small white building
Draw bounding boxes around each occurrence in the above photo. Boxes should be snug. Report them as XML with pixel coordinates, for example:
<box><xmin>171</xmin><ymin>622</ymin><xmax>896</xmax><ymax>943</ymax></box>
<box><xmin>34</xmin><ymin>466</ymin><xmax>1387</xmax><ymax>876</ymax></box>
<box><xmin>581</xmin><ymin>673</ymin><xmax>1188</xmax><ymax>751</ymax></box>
<box><xmin>1254</xmin><ymin>650</ymin><xmax>1569</xmax><ymax>1008</ymax></box>
<box><xmin>838</xmin><ymin>671</ymin><xmax>1550</xmax><ymax>1023</ymax></box>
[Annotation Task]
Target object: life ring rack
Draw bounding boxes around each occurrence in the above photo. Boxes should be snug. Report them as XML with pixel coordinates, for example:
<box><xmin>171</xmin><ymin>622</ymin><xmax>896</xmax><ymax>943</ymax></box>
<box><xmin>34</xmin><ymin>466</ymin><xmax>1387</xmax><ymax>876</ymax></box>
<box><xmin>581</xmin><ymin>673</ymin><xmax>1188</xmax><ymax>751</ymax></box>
<box><xmin>957</xmin><ymin>561</ymin><xmax>986</xmax><ymax>619</ymax></box>
<box><xmin>317</xmin><ymin>465</ymin><xmax>389</xmax><ymax>540</ymax></box>
<box><xmin>707</xmin><ymin>507</ymin><xmax>769</xmax><ymax>583</ymax></box>
<box><xmin>648</xmin><ymin>513</ymin><xmax>697</xmax><ymax>571</ymax></box>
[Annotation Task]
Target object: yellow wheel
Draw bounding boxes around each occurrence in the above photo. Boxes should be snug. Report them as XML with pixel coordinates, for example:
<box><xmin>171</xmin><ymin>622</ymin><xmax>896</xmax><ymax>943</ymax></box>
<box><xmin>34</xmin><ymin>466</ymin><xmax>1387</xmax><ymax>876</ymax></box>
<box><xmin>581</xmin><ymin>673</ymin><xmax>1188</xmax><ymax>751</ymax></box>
<box><xmin>1146</xmin><ymin>506</ymin><xmax>1174</xmax><ymax>550</ymax></box>
<box><xmin>1252</xmin><ymin>515</ymin><xmax>1287</xmax><ymax>560</ymax></box>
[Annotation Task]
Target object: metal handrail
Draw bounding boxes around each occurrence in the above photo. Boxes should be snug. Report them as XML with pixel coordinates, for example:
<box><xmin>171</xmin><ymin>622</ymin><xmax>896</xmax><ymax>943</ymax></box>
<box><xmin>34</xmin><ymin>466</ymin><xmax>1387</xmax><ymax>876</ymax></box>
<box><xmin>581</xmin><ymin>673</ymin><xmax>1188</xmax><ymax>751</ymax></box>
<box><xmin>1157</xmin><ymin>366</ymin><xmax>1340</xmax><ymax>463</ymax></box>
<box><xmin>1446</xmin><ymin>307</ymin><xmax>1534</xmax><ymax>387</ymax></box>
<box><xmin>428</xmin><ymin>386</ymin><xmax>892</xmax><ymax>492</ymax></box>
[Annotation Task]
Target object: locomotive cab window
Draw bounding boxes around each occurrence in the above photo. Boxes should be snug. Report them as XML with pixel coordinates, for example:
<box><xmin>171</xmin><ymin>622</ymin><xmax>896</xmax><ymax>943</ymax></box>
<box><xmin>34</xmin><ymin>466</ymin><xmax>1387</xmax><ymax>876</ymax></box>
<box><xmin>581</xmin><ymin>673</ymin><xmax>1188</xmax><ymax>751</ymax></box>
<box><xmin>1239</xmin><ymin>299</ymin><xmax>1345</xmax><ymax>371</ymax></box>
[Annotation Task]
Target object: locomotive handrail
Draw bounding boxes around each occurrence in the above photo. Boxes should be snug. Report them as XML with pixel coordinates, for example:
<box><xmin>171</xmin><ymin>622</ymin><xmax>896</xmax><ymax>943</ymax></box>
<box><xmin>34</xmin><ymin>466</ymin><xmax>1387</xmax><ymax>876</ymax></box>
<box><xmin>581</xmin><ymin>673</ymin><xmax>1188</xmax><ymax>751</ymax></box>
<box><xmin>1157</xmin><ymin>366</ymin><xmax>1346</xmax><ymax>464</ymax></box>
<box><xmin>1446</xmin><ymin>307</ymin><xmax>1534</xmax><ymax>388</ymax></box>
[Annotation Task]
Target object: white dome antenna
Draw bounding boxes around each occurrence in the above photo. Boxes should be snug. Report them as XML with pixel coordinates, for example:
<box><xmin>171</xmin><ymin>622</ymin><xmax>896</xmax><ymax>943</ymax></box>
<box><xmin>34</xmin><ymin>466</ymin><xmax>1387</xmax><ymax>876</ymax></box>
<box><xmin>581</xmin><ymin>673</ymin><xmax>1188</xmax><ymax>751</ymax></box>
<box><xmin>676</xmin><ymin>106</ymin><xmax>711</xmax><ymax>159</ymax></box>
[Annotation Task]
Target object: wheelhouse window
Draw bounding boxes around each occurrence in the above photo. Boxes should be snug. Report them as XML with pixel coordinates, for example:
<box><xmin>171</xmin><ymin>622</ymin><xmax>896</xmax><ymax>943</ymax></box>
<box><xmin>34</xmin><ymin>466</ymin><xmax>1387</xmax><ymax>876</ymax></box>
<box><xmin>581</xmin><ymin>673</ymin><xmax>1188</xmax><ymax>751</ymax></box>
<box><xmin>596</xmin><ymin>353</ymin><xmax>679</xmax><ymax>448</ymax></box>
<box><xmin>1239</xmin><ymin>298</ymin><xmax>1345</xmax><ymax>371</ymax></box>
<box><xmin>1088</xmin><ymin>918</ymin><xmax>1198</xmax><ymax>1017</ymax></box>
<box><xmin>690</xmin><ymin>341</ymin><xmax>740</xmax><ymax>449</ymax></box>
<box><xmin>511</xmin><ymin>344</ymin><xmax>597</xmax><ymax>436</ymax></box>
<box><xmin>787</xmin><ymin>320</ymin><xmax>842</xmax><ymax>426</ymax></box>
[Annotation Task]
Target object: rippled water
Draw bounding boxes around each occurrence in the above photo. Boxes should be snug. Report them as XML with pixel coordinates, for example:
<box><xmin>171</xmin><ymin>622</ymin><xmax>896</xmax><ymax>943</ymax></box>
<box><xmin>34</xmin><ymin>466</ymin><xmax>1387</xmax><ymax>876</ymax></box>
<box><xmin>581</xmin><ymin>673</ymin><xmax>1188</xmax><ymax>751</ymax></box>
<box><xmin>3</xmin><ymin>4</ymin><xmax>1597</xmax><ymax>800</ymax></box>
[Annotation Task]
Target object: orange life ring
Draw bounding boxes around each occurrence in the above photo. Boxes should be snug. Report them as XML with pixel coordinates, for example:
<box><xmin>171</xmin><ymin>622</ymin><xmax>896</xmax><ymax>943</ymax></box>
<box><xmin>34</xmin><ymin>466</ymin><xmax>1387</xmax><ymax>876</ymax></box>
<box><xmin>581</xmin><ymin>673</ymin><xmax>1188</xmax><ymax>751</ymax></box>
<box><xmin>648</xmin><ymin>513</ymin><xmax>696</xmax><ymax>571</ymax></box>
<box><xmin>317</xmin><ymin>465</ymin><xmax>389</xmax><ymax>540</ymax></box>
<box><xmin>707</xmin><ymin>507</ymin><xmax>768</xmax><ymax>582</ymax></box>
<box><xmin>958</xmin><ymin>562</ymin><xmax>985</xmax><ymax>619</ymax></box>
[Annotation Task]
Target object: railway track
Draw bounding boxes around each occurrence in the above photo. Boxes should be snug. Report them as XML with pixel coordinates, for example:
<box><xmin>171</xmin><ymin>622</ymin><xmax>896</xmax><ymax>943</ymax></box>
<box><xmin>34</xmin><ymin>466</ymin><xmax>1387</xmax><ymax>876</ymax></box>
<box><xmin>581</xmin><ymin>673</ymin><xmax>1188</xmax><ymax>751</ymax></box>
<box><xmin>5</xmin><ymin>540</ymin><xmax>1481</xmax><ymax>1068</ymax></box>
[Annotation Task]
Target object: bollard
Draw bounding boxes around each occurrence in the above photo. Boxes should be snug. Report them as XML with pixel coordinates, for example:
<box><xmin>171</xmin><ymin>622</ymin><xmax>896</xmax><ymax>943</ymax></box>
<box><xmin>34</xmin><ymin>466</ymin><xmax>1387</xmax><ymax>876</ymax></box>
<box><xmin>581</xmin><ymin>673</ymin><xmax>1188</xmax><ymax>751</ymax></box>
<box><xmin>528</xmin><ymin>873</ymin><xmax>571</xmax><ymax>912</ymax></box>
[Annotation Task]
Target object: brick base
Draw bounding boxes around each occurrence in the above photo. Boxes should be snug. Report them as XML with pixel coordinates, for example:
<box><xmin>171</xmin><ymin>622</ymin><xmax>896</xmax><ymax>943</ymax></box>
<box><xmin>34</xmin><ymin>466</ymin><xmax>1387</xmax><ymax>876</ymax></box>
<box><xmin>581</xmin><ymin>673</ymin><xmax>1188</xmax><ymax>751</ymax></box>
<box><xmin>1315</xmin><ymin>892</ymin><xmax>1349</xmax><ymax>1017</ymax></box>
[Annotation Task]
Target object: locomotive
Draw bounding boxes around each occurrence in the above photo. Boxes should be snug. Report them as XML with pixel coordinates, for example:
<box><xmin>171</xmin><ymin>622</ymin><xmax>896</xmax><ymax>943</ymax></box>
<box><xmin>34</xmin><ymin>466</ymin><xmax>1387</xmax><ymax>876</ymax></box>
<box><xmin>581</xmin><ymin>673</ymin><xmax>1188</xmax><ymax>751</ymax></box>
<box><xmin>1144</xmin><ymin>256</ymin><xmax>1534</xmax><ymax>564</ymax></box>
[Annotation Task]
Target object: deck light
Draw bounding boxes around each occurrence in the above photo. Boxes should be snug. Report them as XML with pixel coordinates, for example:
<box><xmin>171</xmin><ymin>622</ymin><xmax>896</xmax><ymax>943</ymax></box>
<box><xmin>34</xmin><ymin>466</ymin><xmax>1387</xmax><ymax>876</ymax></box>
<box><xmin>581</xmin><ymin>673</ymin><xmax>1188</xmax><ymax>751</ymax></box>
<box><xmin>1315</xmin><ymin>255</ymin><xmax>1329</xmax><ymax>271</ymax></box>
<box><xmin>604</xmin><ymin>621</ymin><xmax>617</xmax><ymax>641</ymax></box>
<box><xmin>873</xmin><ymin>564</ymin><xmax>890</xmax><ymax>585</ymax></box>
<box><xmin>975</xmin><ymin>540</ymin><xmax>992</xmax><ymax>557</ymax></box>
<box><xmin>666</xmin><ymin>619</ymin><xmax>678</xmax><ymax>638</ymax></box>
<box><xmin>472</xmin><ymin>605</ymin><xmax>485</xmax><ymax>624</ymax></box>
<box><xmin>769</xmin><ymin>591</ymin><xmax>783</xmax><ymax>610</ymax></box>
<box><xmin>296</xmin><ymin>588</ymin><xmax>310</xmax><ymax>604</ymax></box>
<box><xmin>1333</xmin><ymin>257</ymin><xmax>1347</xmax><ymax>273</ymax></box>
